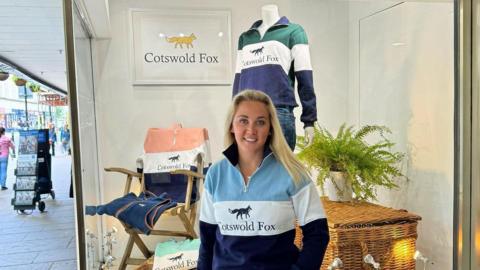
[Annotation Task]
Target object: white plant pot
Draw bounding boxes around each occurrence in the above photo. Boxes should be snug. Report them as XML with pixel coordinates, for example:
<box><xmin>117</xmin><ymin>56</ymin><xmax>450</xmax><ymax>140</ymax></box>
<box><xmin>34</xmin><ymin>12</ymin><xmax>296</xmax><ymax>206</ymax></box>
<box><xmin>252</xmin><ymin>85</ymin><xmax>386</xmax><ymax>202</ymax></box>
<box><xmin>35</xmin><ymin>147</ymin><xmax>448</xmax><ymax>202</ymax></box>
<box><xmin>324</xmin><ymin>171</ymin><xmax>353</xmax><ymax>202</ymax></box>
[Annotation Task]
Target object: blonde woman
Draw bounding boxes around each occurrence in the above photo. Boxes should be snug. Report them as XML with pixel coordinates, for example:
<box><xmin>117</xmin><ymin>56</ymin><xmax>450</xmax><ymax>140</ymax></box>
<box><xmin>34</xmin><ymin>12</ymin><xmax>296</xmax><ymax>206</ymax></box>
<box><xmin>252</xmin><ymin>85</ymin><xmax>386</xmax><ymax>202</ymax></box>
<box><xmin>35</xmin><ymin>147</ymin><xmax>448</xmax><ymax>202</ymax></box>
<box><xmin>198</xmin><ymin>90</ymin><xmax>329</xmax><ymax>270</ymax></box>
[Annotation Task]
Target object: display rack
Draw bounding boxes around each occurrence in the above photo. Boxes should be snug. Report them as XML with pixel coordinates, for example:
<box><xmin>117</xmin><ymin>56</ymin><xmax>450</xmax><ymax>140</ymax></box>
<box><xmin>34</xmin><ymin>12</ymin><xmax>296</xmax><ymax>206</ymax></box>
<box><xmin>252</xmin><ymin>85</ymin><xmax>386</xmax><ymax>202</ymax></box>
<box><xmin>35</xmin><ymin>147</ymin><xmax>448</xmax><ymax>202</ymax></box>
<box><xmin>11</xmin><ymin>129</ymin><xmax>54</xmax><ymax>213</ymax></box>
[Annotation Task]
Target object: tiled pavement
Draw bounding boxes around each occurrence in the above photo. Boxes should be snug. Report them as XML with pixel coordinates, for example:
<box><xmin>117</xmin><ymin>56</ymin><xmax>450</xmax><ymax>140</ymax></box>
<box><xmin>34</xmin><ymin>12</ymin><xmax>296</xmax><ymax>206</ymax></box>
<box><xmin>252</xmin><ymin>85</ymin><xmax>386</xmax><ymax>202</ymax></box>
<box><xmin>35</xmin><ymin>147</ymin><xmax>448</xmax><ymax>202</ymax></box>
<box><xmin>0</xmin><ymin>151</ymin><xmax>77</xmax><ymax>270</ymax></box>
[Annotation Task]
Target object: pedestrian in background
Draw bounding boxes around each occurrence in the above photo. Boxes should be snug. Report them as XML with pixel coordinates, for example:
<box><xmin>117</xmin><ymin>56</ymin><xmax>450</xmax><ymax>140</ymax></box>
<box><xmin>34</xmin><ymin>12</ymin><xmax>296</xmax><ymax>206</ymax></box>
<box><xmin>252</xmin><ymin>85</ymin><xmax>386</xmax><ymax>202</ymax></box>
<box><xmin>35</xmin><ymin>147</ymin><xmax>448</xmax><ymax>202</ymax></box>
<box><xmin>49</xmin><ymin>122</ymin><xmax>57</xmax><ymax>156</ymax></box>
<box><xmin>60</xmin><ymin>124</ymin><xmax>70</xmax><ymax>154</ymax></box>
<box><xmin>0</xmin><ymin>127</ymin><xmax>15</xmax><ymax>190</ymax></box>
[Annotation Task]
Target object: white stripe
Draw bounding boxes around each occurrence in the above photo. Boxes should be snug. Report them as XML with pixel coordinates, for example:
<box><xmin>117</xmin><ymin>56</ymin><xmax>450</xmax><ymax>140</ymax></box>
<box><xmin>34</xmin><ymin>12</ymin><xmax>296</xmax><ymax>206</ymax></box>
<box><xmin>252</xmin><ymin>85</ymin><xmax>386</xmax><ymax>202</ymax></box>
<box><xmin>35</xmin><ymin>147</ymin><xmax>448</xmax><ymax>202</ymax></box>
<box><xmin>199</xmin><ymin>190</ymin><xmax>216</xmax><ymax>224</ymax></box>
<box><xmin>291</xmin><ymin>44</ymin><xmax>312</xmax><ymax>71</ymax></box>
<box><xmin>239</xmin><ymin>40</ymin><xmax>291</xmax><ymax>74</ymax></box>
<box><xmin>291</xmin><ymin>182</ymin><xmax>326</xmax><ymax>226</ymax></box>
<box><xmin>213</xmin><ymin>201</ymin><xmax>296</xmax><ymax>236</ymax></box>
<box><xmin>143</xmin><ymin>141</ymin><xmax>211</xmax><ymax>173</ymax></box>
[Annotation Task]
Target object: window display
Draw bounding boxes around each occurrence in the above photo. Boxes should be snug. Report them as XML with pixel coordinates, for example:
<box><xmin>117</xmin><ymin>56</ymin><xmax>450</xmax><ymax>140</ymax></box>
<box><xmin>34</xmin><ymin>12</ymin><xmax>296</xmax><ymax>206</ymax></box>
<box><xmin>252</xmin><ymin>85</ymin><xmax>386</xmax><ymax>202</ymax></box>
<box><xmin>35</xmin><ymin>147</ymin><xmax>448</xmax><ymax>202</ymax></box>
<box><xmin>67</xmin><ymin>1</ymin><xmax>458</xmax><ymax>269</ymax></box>
<box><xmin>88</xmin><ymin>124</ymin><xmax>210</xmax><ymax>270</ymax></box>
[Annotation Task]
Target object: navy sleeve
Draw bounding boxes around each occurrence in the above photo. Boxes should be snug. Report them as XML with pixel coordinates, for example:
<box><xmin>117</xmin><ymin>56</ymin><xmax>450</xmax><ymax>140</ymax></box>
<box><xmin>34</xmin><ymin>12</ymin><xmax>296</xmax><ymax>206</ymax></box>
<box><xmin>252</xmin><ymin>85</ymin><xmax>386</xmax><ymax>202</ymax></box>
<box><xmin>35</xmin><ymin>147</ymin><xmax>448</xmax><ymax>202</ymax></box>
<box><xmin>293</xmin><ymin>218</ymin><xmax>330</xmax><ymax>270</ymax></box>
<box><xmin>296</xmin><ymin>70</ymin><xmax>317</xmax><ymax>124</ymax></box>
<box><xmin>198</xmin><ymin>221</ymin><xmax>218</xmax><ymax>270</ymax></box>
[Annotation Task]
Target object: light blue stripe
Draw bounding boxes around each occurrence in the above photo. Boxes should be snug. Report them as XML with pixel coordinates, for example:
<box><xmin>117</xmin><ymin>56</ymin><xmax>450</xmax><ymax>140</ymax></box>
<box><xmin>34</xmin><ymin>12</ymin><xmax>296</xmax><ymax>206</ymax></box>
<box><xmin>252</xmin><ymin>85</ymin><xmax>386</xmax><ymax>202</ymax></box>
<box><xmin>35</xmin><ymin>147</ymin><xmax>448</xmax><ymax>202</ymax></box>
<box><xmin>205</xmin><ymin>157</ymin><xmax>310</xmax><ymax>203</ymax></box>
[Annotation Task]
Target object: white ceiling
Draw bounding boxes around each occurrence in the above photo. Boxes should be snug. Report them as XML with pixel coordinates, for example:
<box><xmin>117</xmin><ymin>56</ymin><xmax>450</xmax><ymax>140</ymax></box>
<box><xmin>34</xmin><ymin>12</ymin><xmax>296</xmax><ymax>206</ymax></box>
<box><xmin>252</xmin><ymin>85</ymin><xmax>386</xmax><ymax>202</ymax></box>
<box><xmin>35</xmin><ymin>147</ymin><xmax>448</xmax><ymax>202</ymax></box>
<box><xmin>0</xmin><ymin>0</ymin><xmax>67</xmax><ymax>92</ymax></box>
<box><xmin>0</xmin><ymin>0</ymin><xmax>111</xmax><ymax>94</ymax></box>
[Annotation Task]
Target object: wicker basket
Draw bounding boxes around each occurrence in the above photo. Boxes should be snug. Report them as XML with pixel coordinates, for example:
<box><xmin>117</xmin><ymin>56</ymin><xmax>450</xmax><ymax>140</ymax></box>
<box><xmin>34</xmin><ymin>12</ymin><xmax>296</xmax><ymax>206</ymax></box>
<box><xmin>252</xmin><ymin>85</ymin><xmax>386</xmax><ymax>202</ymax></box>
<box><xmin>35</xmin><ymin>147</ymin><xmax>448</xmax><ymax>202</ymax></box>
<box><xmin>295</xmin><ymin>197</ymin><xmax>421</xmax><ymax>270</ymax></box>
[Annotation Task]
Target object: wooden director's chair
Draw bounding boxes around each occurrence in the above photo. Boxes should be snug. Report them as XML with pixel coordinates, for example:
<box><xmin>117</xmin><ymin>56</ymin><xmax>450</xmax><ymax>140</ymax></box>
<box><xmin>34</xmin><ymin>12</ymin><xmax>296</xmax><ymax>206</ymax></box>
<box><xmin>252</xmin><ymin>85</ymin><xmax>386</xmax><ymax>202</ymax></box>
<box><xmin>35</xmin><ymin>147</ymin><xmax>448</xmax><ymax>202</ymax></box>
<box><xmin>104</xmin><ymin>124</ymin><xmax>210</xmax><ymax>270</ymax></box>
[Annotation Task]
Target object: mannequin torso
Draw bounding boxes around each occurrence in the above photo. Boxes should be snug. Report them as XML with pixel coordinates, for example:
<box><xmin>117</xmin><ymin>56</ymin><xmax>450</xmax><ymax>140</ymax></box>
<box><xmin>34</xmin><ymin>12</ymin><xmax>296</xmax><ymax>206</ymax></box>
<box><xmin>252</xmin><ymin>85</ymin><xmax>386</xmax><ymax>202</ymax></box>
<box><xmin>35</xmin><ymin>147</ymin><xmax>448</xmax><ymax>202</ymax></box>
<box><xmin>234</xmin><ymin>6</ymin><xmax>318</xmax><ymax>148</ymax></box>
<box><xmin>257</xmin><ymin>5</ymin><xmax>280</xmax><ymax>38</ymax></box>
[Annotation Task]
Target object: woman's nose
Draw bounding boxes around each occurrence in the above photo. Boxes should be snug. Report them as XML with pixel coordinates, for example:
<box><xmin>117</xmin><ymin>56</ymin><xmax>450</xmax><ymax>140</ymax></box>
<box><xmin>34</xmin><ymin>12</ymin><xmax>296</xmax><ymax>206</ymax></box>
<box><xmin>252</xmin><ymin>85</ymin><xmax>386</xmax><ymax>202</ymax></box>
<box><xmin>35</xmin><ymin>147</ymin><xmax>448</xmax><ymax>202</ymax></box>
<box><xmin>246</xmin><ymin>124</ymin><xmax>257</xmax><ymax>134</ymax></box>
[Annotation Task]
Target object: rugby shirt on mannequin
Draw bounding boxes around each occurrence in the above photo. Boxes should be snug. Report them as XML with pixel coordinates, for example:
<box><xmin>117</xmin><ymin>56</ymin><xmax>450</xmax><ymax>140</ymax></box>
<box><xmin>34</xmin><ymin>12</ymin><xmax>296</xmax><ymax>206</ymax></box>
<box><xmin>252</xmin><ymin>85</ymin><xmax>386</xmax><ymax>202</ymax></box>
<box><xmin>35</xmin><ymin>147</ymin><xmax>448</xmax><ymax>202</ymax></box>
<box><xmin>198</xmin><ymin>144</ymin><xmax>329</xmax><ymax>270</ymax></box>
<box><xmin>232</xmin><ymin>16</ymin><xmax>317</xmax><ymax>127</ymax></box>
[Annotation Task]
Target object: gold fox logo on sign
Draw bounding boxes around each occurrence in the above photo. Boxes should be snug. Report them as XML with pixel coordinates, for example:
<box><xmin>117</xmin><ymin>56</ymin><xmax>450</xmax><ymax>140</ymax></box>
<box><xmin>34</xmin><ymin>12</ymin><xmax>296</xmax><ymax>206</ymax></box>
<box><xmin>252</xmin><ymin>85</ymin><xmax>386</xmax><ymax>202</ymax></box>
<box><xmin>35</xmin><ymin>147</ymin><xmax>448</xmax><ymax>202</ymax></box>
<box><xmin>165</xmin><ymin>33</ymin><xmax>197</xmax><ymax>49</ymax></box>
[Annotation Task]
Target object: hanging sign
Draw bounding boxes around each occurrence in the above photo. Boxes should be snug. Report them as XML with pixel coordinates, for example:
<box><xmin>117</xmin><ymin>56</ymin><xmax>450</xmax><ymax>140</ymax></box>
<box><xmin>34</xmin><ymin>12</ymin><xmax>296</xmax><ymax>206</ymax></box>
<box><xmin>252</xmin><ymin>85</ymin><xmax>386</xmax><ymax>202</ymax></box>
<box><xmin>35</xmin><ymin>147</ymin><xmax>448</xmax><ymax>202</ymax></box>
<box><xmin>129</xmin><ymin>9</ymin><xmax>232</xmax><ymax>85</ymax></box>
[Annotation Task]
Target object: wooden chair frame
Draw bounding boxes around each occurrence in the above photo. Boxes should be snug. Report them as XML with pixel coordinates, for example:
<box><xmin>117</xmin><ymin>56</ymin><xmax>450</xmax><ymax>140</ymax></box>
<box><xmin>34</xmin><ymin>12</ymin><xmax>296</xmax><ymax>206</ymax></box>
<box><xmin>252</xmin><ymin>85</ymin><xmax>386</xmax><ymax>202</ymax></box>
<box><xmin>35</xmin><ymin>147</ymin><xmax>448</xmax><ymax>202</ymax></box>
<box><xmin>104</xmin><ymin>156</ymin><xmax>204</xmax><ymax>270</ymax></box>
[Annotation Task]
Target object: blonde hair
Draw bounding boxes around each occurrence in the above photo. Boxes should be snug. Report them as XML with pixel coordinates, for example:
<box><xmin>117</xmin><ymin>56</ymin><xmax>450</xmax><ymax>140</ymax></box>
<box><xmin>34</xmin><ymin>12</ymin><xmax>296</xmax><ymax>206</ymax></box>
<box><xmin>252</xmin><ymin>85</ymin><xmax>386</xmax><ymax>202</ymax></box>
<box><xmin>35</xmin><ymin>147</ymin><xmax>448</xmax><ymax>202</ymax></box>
<box><xmin>224</xmin><ymin>90</ymin><xmax>309</xmax><ymax>184</ymax></box>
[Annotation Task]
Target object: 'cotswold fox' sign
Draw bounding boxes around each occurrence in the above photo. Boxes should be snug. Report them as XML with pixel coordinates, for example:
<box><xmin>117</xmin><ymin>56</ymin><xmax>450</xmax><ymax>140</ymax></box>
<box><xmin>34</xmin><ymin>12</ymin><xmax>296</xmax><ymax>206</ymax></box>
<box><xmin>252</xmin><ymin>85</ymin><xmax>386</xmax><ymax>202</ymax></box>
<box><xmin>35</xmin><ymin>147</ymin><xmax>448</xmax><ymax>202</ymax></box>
<box><xmin>129</xmin><ymin>9</ymin><xmax>232</xmax><ymax>85</ymax></box>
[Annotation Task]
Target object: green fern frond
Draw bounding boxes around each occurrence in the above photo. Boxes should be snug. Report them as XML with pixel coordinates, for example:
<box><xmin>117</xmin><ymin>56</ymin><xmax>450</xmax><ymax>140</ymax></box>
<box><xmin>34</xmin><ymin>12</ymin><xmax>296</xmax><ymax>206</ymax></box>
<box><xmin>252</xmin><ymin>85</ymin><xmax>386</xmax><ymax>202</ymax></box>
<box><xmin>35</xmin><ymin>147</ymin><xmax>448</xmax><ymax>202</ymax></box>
<box><xmin>296</xmin><ymin>123</ymin><xmax>406</xmax><ymax>201</ymax></box>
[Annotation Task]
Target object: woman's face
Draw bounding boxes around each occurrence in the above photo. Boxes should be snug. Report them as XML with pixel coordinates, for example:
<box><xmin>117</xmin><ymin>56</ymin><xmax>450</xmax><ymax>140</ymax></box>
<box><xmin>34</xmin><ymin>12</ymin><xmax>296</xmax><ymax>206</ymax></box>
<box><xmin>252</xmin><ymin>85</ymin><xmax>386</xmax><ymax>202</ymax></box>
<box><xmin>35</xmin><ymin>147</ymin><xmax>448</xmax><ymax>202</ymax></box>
<box><xmin>231</xmin><ymin>101</ymin><xmax>271</xmax><ymax>156</ymax></box>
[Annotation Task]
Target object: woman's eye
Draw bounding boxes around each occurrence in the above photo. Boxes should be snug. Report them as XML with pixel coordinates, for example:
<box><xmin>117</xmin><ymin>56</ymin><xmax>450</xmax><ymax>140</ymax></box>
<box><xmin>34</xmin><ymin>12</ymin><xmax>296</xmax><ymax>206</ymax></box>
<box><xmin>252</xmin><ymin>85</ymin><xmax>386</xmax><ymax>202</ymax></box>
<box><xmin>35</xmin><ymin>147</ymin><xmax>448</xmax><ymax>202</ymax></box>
<box><xmin>239</xmin><ymin>118</ymin><xmax>248</xmax><ymax>125</ymax></box>
<box><xmin>256</xmin><ymin>120</ymin><xmax>266</xmax><ymax>126</ymax></box>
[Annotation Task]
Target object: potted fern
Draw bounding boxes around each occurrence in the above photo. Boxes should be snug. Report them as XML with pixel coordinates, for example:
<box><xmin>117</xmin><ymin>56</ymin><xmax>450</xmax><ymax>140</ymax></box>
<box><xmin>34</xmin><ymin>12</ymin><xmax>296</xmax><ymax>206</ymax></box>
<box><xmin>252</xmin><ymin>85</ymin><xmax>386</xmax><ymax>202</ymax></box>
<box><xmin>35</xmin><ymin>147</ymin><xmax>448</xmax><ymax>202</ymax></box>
<box><xmin>296</xmin><ymin>124</ymin><xmax>405</xmax><ymax>202</ymax></box>
<box><xmin>11</xmin><ymin>75</ymin><xmax>27</xmax><ymax>86</ymax></box>
<box><xmin>26</xmin><ymin>82</ymin><xmax>41</xmax><ymax>93</ymax></box>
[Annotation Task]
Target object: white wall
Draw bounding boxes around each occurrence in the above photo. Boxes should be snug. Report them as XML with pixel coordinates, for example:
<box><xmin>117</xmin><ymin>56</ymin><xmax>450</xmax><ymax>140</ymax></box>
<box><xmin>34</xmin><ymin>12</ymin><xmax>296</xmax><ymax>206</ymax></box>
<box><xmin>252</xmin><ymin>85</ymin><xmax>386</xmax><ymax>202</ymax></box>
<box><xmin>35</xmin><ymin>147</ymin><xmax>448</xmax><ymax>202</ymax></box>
<box><xmin>92</xmin><ymin>0</ymin><xmax>349</xmax><ymax>263</ymax></box>
<box><xmin>348</xmin><ymin>2</ymin><xmax>454</xmax><ymax>269</ymax></box>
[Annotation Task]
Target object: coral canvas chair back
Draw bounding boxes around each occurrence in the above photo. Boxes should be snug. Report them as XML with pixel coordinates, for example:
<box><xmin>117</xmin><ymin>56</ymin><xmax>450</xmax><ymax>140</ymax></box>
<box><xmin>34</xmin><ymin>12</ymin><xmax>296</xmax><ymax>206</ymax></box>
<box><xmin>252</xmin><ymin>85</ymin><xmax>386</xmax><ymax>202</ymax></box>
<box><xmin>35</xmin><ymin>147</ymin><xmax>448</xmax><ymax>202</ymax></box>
<box><xmin>142</xmin><ymin>123</ymin><xmax>211</xmax><ymax>204</ymax></box>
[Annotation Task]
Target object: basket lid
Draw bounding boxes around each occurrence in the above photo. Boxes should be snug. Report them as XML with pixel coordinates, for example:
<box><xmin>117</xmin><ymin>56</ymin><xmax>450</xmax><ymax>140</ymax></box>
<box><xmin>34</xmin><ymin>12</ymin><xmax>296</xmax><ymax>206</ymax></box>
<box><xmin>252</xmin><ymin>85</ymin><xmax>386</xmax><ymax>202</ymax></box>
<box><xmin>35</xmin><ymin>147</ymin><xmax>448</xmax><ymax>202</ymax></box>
<box><xmin>321</xmin><ymin>197</ymin><xmax>422</xmax><ymax>229</ymax></box>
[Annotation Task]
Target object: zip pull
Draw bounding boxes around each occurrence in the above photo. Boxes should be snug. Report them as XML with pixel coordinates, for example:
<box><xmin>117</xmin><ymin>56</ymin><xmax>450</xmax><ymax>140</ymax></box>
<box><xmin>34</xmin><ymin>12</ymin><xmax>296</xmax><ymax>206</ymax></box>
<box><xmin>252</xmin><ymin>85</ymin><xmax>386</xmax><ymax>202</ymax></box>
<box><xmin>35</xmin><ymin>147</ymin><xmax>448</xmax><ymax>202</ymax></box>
<box><xmin>243</xmin><ymin>176</ymin><xmax>251</xmax><ymax>193</ymax></box>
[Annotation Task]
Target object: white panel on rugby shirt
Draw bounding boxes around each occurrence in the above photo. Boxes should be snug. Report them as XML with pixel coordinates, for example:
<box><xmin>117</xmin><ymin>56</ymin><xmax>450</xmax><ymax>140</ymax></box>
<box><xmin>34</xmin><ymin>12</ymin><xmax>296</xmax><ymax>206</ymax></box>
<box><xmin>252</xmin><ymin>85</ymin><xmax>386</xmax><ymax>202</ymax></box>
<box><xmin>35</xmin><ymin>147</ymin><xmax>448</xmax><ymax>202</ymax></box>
<box><xmin>291</xmin><ymin>44</ymin><xmax>313</xmax><ymax>71</ymax></box>
<box><xmin>234</xmin><ymin>50</ymin><xmax>243</xmax><ymax>74</ymax></box>
<box><xmin>212</xmin><ymin>201</ymin><xmax>296</xmax><ymax>236</ymax></box>
<box><xmin>143</xmin><ymin>142</ymin><xmax>211</xmax><ymax>173</ymax></box>
<box><xmin>291</xmin><ymin>181</ymin><xmax>326</xmax><ymax>226</ymax></box>
<box><xmin>239</xmin><ymin>40</ymin><xmax>291</xmax><ymax>74</ymax></box>
<box><xmin>199</xmin><ymin>189</ymin><xmax>217</xmax><ymax>225</ymax></box>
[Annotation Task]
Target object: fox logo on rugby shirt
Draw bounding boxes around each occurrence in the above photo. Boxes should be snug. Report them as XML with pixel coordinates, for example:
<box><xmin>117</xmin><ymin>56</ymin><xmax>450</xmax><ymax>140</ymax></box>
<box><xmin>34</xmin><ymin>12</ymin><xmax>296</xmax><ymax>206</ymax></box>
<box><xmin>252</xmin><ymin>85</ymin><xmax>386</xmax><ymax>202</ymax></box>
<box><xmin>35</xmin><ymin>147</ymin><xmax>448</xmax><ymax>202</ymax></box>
<box><xmin>168</xmin><ymin>154</ymin><xmax>180</xmax><ymax>162</ymax></box>
<box><xmin>228</xmin><ymin>206</ymin><xmax>252</xmax><ymax>220</ymax></box>
<box><xmin>250</xmin><ymin>46</ymin><xmax>264</xmax><ymax>56</ymax></box>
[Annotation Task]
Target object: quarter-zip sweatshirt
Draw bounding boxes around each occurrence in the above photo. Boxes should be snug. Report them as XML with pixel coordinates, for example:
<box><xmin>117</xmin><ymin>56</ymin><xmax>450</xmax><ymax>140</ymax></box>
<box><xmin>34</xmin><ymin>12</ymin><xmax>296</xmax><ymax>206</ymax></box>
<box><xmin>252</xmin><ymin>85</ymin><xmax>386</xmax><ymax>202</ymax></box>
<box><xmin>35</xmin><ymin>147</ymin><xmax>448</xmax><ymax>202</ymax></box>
<box><xmin>233</xmin><ymin>17</ymin><xmax>317</xmax><ymax>127</ymax></box>
<box><xmin>198</xmin><ymin>144</ymin><xmax>329</xmax><ymax>270</ymax></box>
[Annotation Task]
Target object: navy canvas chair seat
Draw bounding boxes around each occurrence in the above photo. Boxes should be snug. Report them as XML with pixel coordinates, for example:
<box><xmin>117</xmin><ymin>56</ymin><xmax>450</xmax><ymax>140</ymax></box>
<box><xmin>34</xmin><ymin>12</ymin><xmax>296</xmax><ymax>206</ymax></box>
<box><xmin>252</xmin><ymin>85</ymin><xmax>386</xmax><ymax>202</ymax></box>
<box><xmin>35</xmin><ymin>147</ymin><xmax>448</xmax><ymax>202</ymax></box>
<box><xmin>104</xmin><ymin>124</ymin><xmax>210</xmax><ymax>270</ymax></box>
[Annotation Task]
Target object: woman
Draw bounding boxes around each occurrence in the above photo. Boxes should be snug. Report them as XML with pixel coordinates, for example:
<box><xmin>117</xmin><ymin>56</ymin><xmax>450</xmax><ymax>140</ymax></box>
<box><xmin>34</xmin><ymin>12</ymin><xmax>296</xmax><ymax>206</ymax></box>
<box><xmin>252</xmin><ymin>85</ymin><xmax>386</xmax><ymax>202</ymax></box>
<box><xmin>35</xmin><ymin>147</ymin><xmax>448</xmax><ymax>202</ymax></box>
<box><xmin>198</xmin><ymin>90</ymin><xmax>329</xmax><ymax>270</ymax></box>
<box><xmin>0</xmin><ymin>127</ymin><xmax>15</xmax><ymax>190</ymax></box>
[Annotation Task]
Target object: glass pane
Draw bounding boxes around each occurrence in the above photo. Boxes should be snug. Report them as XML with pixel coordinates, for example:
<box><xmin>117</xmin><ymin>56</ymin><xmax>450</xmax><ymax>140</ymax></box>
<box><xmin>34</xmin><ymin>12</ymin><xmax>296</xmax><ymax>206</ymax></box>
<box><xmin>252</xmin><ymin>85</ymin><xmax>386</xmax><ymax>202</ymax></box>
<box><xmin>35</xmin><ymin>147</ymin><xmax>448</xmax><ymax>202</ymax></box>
<box><xmin>71</xmin><ymin>4</ymin><xmax>102</xmax><ymax>270</ymax></box>
<box><xmin>357</xmin><ymin>2</ymin><xmax>454</xmax><ymax>269</ymax></box>
<box><xmin>73</xmin><ymin>1</ymin><xmax>455</xmax><ymax>269</ymax></box>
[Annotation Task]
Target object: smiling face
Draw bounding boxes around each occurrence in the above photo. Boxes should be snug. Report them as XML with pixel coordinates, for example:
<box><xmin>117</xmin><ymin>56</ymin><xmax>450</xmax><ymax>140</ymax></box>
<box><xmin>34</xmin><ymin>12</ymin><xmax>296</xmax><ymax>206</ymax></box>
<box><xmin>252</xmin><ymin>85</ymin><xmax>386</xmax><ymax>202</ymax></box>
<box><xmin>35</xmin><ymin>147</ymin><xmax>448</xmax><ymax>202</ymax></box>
<box><xmin>231</xmin><ymin>100</ymin><xmax>271</xmax><ymax>157</ymax></box>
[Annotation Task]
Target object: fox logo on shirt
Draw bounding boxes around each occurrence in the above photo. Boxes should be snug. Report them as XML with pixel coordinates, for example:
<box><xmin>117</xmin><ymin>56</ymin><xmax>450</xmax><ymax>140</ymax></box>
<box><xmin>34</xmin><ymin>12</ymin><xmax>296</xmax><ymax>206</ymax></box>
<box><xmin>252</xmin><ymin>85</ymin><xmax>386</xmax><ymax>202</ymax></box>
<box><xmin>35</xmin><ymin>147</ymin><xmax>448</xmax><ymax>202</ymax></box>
<box><xmin>228</xmin><ymin>206</ymin><xmax>252</xmax><ymax>220</ymax></box>
<box><xmin>168</xmin><ymin>253</ymin><xmax>183</xmax><ymax>262</ymax></box>
<box><xmin>168</xmin><ymin>154</ymin><xmax>180</xmax><ymax>162</ymax></box>
<box><xmin>250</xmin><ymin>46</ymin><xmax>264</xmax><ymax>56</ymax></box>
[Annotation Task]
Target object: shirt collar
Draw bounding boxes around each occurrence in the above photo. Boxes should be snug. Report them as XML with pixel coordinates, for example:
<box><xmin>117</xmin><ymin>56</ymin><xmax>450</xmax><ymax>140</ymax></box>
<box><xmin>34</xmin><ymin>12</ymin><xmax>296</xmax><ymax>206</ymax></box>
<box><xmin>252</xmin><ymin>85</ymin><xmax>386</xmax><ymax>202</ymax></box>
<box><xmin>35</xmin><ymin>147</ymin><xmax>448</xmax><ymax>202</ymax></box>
<box><xmin>248</xmin><ymin>16</ymin><xmax>290</xmax><ymax>31</ymax></box>
<box><xmin>223</xmin><ymin>142</ymin><xmax>273</xmax><ymax>166</ymax></box>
